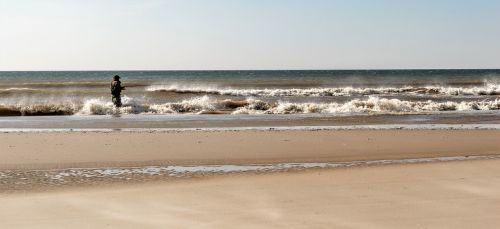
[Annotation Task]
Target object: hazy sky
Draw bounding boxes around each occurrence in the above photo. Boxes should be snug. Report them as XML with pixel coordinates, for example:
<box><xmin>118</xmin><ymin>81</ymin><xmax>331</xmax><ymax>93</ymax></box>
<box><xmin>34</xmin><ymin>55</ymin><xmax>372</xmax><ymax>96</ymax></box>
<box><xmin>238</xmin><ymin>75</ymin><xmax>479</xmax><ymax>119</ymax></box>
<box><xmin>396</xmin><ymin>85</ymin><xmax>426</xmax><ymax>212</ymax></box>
<box><xmin>0</xmin><ymin>0</ymin><xmax>499</xmax><ymax>70</ymax></box>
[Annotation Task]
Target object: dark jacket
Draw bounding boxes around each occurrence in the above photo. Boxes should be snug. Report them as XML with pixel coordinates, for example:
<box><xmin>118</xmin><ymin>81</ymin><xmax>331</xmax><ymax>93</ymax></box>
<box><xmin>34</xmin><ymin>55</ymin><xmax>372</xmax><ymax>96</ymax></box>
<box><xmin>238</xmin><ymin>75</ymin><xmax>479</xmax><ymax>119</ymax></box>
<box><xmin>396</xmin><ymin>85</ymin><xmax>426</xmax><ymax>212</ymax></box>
<box><xmin>110</xmin><ymin>80</ymin><xmax>124</xmax><ymax>96</ymax></box>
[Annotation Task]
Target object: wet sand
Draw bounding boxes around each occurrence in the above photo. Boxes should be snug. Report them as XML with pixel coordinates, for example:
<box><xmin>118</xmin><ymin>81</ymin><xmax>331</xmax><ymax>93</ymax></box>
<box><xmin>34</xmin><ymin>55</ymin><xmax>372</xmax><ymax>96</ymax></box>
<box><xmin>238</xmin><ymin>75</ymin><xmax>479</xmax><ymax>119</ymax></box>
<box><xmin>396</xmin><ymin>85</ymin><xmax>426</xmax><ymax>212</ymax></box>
<box><xmin>1</xmin><ymin>129</ymin><xmax>500</xmax><ymax>170</ymax></box>
<box><xmin>1</xmin><ymin>159</ymin><xmax>500</xmax><ymax>228</ymax></box>
<box><xmin>0</xmin><ymin>112</ymin><xmax>499</xmax><ymax>129</ymax></box>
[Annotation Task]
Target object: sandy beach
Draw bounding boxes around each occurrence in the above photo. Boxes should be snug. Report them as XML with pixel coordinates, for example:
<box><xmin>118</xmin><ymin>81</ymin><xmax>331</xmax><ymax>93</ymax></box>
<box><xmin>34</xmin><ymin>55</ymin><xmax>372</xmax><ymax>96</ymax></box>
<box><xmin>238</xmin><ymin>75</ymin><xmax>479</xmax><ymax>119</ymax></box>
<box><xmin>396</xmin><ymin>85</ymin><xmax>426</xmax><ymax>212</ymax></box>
<box><xmin>0</xmin><ymin>129</ymin><xmax>500</xmax><ymax>228</ymax></box>
<box><xmin>2</xmin><ymin>0</ymin><xmax>500</xmax><ymax>227</ymax></box>
<box><xmin>1</xmin><ymin>158</ymin><xmax>500</xmax><ymax>228</ymax></box>
<box><xmin>1</xmin><ymin>129</ymin><xmax>500</xmax><ymax>170</ymax></box>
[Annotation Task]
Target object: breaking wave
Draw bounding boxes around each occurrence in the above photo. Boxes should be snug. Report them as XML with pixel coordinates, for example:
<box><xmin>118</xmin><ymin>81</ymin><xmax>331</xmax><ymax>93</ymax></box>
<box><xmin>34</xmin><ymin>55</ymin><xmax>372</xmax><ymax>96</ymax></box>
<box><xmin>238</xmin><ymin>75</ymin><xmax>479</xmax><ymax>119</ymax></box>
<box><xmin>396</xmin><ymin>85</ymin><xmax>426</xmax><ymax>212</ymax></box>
<box><xmin>1</xmin><ymin>96</ymin><xmax>499</xmax><ymax>116</ymax></box>
<box><xmin>232</xmin><ymin>97</ymin><xmax>500</xmax><ymax>114</ymax></box>
<box><xmin>146</xmin><ymin>83</ymin><xmax>500</xmax><ymax>97</ymax></box>
<box><xmin>0</xmin><ymin>103</ymin><xmax>79</xmax><ymax>116</ymax></box>
<box><xmin>0</xmin><ymin>87</ymin><xmax>42</xmax><ymax>95</ymax></box>
<box><xmin>77</xmin><ymin>96</ymin><xmax>224</xmax><ymax>115</ymax></box>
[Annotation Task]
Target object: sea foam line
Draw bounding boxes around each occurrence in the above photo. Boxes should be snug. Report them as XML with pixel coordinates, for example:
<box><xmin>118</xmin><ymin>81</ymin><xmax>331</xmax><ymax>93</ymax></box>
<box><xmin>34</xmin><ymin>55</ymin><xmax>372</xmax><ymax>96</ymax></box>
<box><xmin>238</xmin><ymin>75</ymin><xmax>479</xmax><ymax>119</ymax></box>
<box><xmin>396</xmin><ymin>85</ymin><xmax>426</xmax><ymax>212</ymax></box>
<box><xmin>1</xmin><ymin>155</ymin><xmax>498</xmax><ymax>184</ymax></box>
<box><xmin>2</xmin><ymin>124</ymin><xmax>500</xmax><ymax>133</ymax></box>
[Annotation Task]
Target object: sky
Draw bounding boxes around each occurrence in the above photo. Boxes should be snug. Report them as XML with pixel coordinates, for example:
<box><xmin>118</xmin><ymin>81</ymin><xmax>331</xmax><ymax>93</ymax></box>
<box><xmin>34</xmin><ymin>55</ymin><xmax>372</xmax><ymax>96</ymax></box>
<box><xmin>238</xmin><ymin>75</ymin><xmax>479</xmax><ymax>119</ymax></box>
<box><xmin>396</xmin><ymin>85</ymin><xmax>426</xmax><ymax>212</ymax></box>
<box><xmin>0</xmin><ymin>0</ymin><xmax>499</xmax><ymax>70</ymax></box>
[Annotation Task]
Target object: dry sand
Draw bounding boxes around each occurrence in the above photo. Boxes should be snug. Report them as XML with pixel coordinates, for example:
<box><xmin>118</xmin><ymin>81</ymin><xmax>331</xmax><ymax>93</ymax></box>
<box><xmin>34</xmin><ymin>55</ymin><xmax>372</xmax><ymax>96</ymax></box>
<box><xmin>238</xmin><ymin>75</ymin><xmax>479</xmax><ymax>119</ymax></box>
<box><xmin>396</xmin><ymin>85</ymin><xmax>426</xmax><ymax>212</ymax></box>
<box><xmin>1</xmin><ymin>159</ymin><xmax>500</xmax><ymax>228</ymax></box>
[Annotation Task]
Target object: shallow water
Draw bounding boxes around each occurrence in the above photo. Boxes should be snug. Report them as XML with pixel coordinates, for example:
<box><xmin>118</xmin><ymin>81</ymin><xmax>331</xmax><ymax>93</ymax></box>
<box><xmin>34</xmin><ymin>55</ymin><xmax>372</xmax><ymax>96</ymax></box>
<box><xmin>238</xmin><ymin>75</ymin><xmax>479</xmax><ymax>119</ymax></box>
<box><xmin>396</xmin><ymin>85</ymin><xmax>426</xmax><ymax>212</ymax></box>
<box><xmin>1</xmin><ymin>155</ymin><xmax>497</xmax><ymax>191</ymax></box>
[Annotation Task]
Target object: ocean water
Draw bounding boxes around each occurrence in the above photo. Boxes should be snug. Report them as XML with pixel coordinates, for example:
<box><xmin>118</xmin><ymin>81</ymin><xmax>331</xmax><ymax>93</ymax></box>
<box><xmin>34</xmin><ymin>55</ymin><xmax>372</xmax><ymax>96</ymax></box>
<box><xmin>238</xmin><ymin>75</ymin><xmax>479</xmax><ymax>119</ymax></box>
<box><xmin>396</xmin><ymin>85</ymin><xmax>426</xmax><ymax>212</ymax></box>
<box><xmin>0</xmin><ymin>70</ymin><xmax>499</xmax><ymax>128</ymax></box>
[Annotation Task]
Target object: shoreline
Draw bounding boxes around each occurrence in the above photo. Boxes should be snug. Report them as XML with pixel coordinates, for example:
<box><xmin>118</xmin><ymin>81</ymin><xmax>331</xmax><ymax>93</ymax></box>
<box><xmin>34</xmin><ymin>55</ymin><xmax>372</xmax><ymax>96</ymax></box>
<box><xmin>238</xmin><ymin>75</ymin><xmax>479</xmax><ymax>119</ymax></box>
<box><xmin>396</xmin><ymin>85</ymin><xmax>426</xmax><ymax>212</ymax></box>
<box><xmin>0</xmin><ymin>111</ymin><xmax>499</xmax><ymax>129</ymax></box>
<box><xmin>1</xmin><ymin>123</ymin><xmax>500</xmax><ymax>133</ymax></box>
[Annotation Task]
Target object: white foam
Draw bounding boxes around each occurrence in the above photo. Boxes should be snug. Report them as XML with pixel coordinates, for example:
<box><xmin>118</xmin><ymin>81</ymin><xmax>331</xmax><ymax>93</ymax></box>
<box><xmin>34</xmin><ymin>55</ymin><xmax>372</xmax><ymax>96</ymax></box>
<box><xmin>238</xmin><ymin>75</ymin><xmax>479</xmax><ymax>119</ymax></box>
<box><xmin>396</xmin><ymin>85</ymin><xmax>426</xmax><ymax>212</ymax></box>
<box><xmin>233</xmin><ymin>97</ymin><xmax>500</xmax><ymax>114</ymax></box>
<box><xmin>146</xmin><ymin>83</ymin><xmax>500</xmax><ymax>97</ymax></box>
<box><xmin>0</xmin><ymin>87</ymin><xmax>37</xmax><ymax>92</ymax></box>
<box><xmin>2</xmin><ymin>124</ymin><xmax>500</xmax><ymax>133</ymax></box>
<box><xmin>1</xmin><ymin>95</ymin><xmax>499</xmax><ymax>116</ymax></box>
<box><xmin>75</xmin><ymin>95</ymin><xmax>220</xmax><ymax>115</ymax></box>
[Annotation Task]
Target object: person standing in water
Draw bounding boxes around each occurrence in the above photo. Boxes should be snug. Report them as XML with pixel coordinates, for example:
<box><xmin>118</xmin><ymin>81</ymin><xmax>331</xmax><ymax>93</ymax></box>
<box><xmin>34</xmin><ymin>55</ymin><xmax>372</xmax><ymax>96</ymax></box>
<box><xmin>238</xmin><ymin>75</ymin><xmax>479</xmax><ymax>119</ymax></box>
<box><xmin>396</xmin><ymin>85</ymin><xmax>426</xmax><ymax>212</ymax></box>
<box><xmin>110</xmin><ymin>75</ymin><xmax>125</xmax><ymax>107</ymax></box>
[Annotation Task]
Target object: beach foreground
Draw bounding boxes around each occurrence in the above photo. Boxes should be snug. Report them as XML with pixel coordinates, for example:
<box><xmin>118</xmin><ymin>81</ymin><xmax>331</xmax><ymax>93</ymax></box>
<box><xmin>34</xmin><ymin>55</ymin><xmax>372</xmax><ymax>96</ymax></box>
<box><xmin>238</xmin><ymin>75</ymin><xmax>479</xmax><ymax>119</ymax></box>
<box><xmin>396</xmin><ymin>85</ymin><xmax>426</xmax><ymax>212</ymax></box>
<box><xmin>0</xmin><ymin>159</ymin><xmax>499</xmax><ymax>228</ymax></box>
<box><xmin>1</xmin><ymin>129</ymin><xmax>500</xmax><ymax>228</ymax></box>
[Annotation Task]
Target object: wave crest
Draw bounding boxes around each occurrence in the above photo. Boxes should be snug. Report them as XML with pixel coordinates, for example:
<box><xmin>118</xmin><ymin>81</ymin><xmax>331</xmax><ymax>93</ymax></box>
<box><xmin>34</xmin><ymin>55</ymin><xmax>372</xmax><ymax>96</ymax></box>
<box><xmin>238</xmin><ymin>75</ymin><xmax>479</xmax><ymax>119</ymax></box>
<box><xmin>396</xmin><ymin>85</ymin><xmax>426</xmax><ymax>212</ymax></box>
<box><xmin>1</xmin><ymin>96</ymin><xmax>499</xmax><ymax>116</ymax></box>
<box><xmin>77</xmin><ymin>95</ymin><xmax>249</xmax><ymax>115</ymax></box>
<box><xmin>0</xmin><ymin>103</ymin><xmax>79</xmax><ymax>116</ymax></box>
<box><xmin>146</xmin><ymin>84</ymin><xmax>500</xmax><ymax>97</ymax></box>
<box><xmin>233</xmin><ymin>97</ymin><xmax>500</xmax><ymax>114</ymax></box>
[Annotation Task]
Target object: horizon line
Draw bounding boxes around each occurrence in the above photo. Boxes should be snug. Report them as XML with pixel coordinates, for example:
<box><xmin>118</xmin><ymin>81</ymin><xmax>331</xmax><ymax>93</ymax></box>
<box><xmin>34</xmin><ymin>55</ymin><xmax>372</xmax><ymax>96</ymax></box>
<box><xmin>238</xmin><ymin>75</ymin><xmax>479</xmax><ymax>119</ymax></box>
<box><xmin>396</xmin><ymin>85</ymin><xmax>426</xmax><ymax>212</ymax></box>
<box><xmin>1</xmin><ymin>68</ymin><xmax>500</xmax><ymax>72</ymax></box>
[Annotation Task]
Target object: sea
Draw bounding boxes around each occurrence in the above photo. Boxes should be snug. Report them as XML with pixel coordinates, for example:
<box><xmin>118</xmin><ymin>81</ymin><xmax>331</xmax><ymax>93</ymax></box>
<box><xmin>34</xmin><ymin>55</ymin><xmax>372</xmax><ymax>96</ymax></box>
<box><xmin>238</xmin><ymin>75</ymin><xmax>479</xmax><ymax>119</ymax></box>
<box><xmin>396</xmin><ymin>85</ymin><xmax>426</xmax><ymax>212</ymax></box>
<box><xmin>0</xmin><ymin>69</ymin><xmax>499</xmax><ymax>129</ymax></box>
